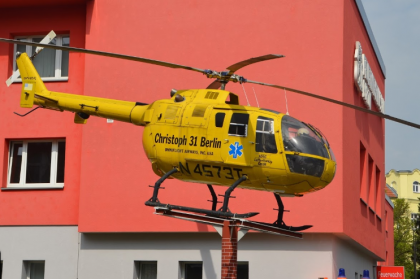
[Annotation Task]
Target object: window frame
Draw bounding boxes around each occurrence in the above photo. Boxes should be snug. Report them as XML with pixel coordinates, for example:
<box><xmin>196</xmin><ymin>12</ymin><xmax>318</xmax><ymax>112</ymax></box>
<box><xmin>23</xmin><ymin>260</ymin><xmax>45</xmax><ymax>279</ymax></box>
<box><xmin>414</xmin><ymin>181</ymin><xmax>420</xmax><ymax>193</ymax></box>
<box><xmin>7</xmin><ymin>139</ymin><xmax>65</xmax><ymax>189</ymax></box>
<box><xmin>134</xmin><ymin>261</ymin><xmax>157</xmax><ymax>279</ymax></box>
<box><xmin>255</xmin><ymin>116</ymin><xmax>278</xmax><ymax>154</ymax></box>
<box><xmin>228</xmin><ymin>113</ymin><xmax>249</xmax><ymax>137</ymax></box>
<box><xmin>179</xmin><ymin>261</ymin><xmax>202</xmax><ymax>279</ymax></box>
<box><xmin>13</xmin><ymin>34</ymin><xmax>69</xmax><ymax>82</ymax></box>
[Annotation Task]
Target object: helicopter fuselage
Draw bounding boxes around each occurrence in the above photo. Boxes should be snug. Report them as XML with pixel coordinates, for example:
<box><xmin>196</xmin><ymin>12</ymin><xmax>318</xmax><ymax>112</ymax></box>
<box><xmin>143</xmin><ymin>89</ymin><xmax>336</xmax><ymax>196</ymax></box>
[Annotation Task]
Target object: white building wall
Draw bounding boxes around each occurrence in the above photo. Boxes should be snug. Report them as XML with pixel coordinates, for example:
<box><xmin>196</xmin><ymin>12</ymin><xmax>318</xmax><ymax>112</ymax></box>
<box><xmin>0</xmin><ymin>226</ymin><xmax>79</xmax><ymax>279</ymax></box>
<box><xmin>0</xmin><ymin>227</ymin><xmax>380</xmax><ymax>279</ymax></box>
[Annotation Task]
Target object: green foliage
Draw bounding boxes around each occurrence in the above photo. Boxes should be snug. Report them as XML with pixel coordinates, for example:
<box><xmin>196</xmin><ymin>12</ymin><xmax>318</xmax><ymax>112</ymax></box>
<box><xmin>394</xmin><ymin>198</ymin><xmax>414</xmax><ymax>279</ymax></box>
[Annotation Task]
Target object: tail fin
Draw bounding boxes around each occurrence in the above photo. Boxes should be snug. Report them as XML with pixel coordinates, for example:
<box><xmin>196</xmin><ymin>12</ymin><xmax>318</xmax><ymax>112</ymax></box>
<box><xmin>15</xmin><ymin>52</ymin><xmax>47</xmax><ymax>108</ymax></box>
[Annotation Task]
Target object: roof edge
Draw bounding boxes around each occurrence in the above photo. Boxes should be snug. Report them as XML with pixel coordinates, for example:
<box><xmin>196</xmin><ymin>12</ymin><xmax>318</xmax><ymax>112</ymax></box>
<box><xmin>354</xmin><ymin>0</ymin><xmax>386</xmax><ymax>78</ymax></box>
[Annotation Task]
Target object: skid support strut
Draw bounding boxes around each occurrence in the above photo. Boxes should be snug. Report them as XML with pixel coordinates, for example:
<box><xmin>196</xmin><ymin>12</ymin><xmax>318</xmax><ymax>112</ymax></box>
<box><xmin>147</xmin><ymin>168</ymin><xmax>178</xmax><ymax>203</ymax></box>
<box><xmin>219</xmin><ymin>175</ymin><xmax>247</xmax><ymax>213</ymax></box>
<box><xmin>145</xmin><ymin>173</ymin><xmax>258</xmax><ymax>219</ymax></box>
<box><xmin>207</xmin><ymin>184</ymin><xmax>220</xmax><ymax>211</ymax></box>
<box><xmin>270</xmin><ymin>193</ymin><xmax>312</xmax><ymax>232</ymax></box>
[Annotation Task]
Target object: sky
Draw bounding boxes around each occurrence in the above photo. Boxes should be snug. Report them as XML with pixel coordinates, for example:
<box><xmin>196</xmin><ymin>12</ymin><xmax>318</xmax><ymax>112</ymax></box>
<box><xmin>361</xmin><ymin>0</ymin><xmax>420</xmax><ymax>172</ymax></box>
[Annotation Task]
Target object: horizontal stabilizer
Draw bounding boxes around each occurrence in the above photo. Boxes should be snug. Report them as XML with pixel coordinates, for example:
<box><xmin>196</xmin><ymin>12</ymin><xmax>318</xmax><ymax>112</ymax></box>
<box><xmin>34</xmin><ymin>94</ymin><xmax>58</xmax><ymax>103</ymax></box>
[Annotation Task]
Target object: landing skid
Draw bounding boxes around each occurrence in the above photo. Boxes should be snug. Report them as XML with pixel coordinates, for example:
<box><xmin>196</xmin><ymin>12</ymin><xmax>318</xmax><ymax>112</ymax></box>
<box><xmin>145</xmin><ymin>168</ymin><xmax>312</xmax><ymax>232</ymax></box>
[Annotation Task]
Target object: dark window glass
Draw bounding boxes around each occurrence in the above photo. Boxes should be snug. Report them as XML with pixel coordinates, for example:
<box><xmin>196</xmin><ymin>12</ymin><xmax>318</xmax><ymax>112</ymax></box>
<box><xmin>281</xmin><ymin>115</ymin><xmax>329</xmax><ymax>158</ymax></box>
<box><xmin>231</xmin><ymin>113</ymin><xmax>249</xmax><ymax>125</ymax></box>
<box><xmin>26</xmin><ymin>142</ymin><xmax>52</xmax><ymax>183</ymax></box>
<box><xmin>229</xmin><ymin>113</ymin><xmax>249</xmax><ymax>137</ymax></box>
<box><xmin>61</xmin><ymin>36</ymin><xmax>70</xmax><ymax>77</ymax></box>
<box><xmin>32</xmin><ymin>37</ymin><xmax>56</xmax><ymax>78</ymax></box>
<box><xmin>56</xmin><ymin>142</ymin><xmax>66</xmax><ymax>183</ymax></box>
<box><xmin>237</xmin><ymin>262</ymin><xmax>249</xmax><ymax>279</ymax></box>
<box><xmin>215</xmin><ymin>113</ymin><xmax>225</xmax><ymax>127</ymax></box>
<box><xmin>255</xmin><ymin>116</ymin><xmax>277</xmax><ymax>153</ymax></box>
<box><xmin>185</xmin><ymin>263</ymin><xmax>202</xmax><ymax>279</ymax></box>
<box><xmin>286</xmin><ymin>154</ymin><xmax>325</xmax><ymax>177</ymax></box>
<box><xmin>9</xmin><ymin>142</ymin><xmax>23</xmax><ymax>183</ymax></box>
<box><xmin>135</xmin><ymin>261</ymin><xmax>157</xmax><ymax>279</ymax></box>
<box><xmin>29</xmin><ymin>262</ymin><xmax>45</xmax><ymax>279</ymax></box>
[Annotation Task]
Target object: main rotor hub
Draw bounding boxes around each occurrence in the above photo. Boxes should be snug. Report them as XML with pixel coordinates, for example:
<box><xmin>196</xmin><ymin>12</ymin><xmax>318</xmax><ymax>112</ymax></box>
<box><xmin>203</xmin><ymin>69</ymin><xmax>247</xmax><ymax>85</ymax></box>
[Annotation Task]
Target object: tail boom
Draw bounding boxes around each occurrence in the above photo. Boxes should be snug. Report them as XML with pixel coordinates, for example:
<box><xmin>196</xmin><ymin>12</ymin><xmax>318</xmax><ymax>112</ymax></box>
<box><xmin>16</xmin><ymin>52</ymin><xmax>149</xmax><ymax>125</ymax></box>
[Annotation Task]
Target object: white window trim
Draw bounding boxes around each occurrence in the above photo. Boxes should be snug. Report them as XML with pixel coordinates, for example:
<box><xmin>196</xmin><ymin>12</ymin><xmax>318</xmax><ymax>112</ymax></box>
<box><xmin>414</xmin><ymin>182</ymin><xmax>420</xmax><ymax>193</ymax></box>
<box><xmin>7</xmin><ymin>140</ymin><xmax>65</xmax><ymax>189</ymax></box>
<box><xmin>256</xmin><ymin>118</ymin><xmax>275</xmax><ymax>134</ymax></box>
<box><xmin>13</xmin><ymin>34</ymin><xmax>69</xmax><ymax>82</ymax></box>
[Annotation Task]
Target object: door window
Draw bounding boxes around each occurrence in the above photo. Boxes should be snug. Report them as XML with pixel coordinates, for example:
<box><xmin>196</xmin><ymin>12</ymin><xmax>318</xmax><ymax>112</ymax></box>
<box><xmin>255</xmin><ymin>116</ymin><xmax>277</xmax><ymax>153</ymax></box>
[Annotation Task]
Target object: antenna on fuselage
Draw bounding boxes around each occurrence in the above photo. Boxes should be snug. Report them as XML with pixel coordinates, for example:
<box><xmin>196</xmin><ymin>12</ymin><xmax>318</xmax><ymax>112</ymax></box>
<box><xmin>252</xmin><ymin>87</ymin><xmax>260</xmax><ymax>108</ymax></box>
<box><xmin>241</xmin><ymin>83</ymin><xmax>250</xmax><ymax>106</ymax></box>
<box><xmin>284</xmin><ymin>89</ymin><xmax>289</xmax><ymax>115</ymax></box>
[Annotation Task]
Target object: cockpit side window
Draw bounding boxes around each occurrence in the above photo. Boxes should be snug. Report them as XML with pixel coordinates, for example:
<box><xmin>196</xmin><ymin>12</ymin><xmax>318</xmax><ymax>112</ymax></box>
<box><xmin>281</xmin><ymin>115</ymin><xmax>329</xmax><ymax>159</ymax></box>
<box><xmin>255</xmin><ymin>116</ymin><xmax>277</xmax><ymax>153</ymax></box>
<box><xmin>215</xmin><ymin>113</ymin><xmax>225</xmax><ymax>128</ymax></box>
<box><xmin>228</xmin><ymin>113</ymin><xmax>249</xmax><ymax>137</ymax></box>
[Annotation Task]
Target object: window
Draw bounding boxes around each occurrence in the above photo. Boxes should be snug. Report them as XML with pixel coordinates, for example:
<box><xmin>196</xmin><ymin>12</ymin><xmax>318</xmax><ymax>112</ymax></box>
<box><xmin>215</xmin><ymin>112</ymin><xmax>225</xmax><ymax>127</ymax></box>
<box><xmin>411</xmin><ymin>213</ymin><xmax>419</xmax><ymax>221</ymax></box>
<box><xmin>228</xmin><ymin>113</ymin><xmax>249</xmax><ymax>137</ymax></box>
<box><xmin>281</xmin><ymin>115</ymin><xmax>329</xmax><ymax>158</ymax></box>
<box><xmin>414</xmin><ymin>181</ymin><xmax>420</xmax><ymax>193</ymax></box>
<box><xmin>134</xmin><ymin>261</ymin><xmax>157</xmax><ymax>279</ymax></box>
<box><xmin>237</xmin><ymin>262</ymin><xmax>249</xmax><ymax>279</ymax></box>
<box><xmin>22</xmin><ymin>261</ymin><xmax>45</xmax><ymax>279</ymax></box>
<box><xmin>14</xmin><ymin>35</ymin><xmax>69</xmax><ymax>81</ymax></box>
<box><xmin>255</xmin><ymin>116</ymin><xmax>277</xmax><ymax>153</ymax></box>
<box><xmin>7</xmin><ymin>140</ymin><xmax>65</xmax><ymax>188</ymax></box>
<box><xmin>180</xmin><ymin>262</ymin><xmax>202</xmax><ymax>279</ymax></box>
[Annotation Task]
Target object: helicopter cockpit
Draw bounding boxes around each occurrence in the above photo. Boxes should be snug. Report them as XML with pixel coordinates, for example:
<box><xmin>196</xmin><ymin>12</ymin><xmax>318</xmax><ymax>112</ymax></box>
<box><xmin>281</xmin><ymin>115</ymin><xmax>336</xmax><ymax>177</ymax></box>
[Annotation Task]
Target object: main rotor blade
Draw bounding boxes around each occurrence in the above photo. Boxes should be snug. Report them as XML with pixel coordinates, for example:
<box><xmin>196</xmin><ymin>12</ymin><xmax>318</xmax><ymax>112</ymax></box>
<box><xmin>226</xmin><ymin>54</ymin><xmax>284</xmax><ymax>74</ymax></box>
<box><xmin>0</xmin><ymin>38</ymin><xmax>207</xmax><ymax>74</ymax></box>
<box><xmin>206</xmin><ymin>54</ymin><xmax>284</xmax><ymax>89</ymax></box>
<box><xmin>246</xmin><ymin>79</ymin><xmax>420</xmax><ymax>130</ymax></box>
<box><xmin>207</xmin><ymin>80</ymin><xmax>222</xmax><ymax>90</ymax></box>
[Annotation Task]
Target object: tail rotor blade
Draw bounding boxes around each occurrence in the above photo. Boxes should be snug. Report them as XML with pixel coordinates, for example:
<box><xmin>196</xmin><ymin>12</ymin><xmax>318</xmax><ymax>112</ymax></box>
<box><xmin>34</xmin><ymin>30</ymin><xmax>56</xmax><ymax>57</ymax></box>
<box><xmin>5</xmin><ymin>69</ymin><xmax>20</xmax><ymax>87</ymax></box>
<box><xmin>6</xmin><ymin>30</ymin><xmax>56</xmax><ymax>86</ymax></box>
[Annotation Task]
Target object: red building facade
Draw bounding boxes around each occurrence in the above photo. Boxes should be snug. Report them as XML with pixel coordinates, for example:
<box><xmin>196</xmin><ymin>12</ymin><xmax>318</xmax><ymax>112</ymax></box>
<box><xmin>0</xmin><ymin>0</ymin><xmax>394</xmax><ymax>278</ymax></box>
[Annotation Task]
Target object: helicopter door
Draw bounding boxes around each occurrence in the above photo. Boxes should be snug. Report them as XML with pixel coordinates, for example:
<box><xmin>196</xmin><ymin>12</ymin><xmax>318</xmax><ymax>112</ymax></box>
<box><xmin>220</xmin><ymin>112</ymin><xmax>252</xmax><ymax>167</ymax></box>
<box><xmin>251</xmin><ymin>115</ymin><xmax>286</xmax><ymax>182</ymax></box>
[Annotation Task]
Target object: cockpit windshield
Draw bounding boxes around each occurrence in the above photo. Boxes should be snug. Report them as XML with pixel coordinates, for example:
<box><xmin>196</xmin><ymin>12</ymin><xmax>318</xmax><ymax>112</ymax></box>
<box><xmin>281</xmin><ymin>115</ymin><xmax>330</xmax><ymax>159</ymax></box>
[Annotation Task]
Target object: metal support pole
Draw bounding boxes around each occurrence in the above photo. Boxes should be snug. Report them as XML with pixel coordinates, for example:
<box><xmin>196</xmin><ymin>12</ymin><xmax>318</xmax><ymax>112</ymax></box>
<box><xmin>221</xmin><ymin>220</ymin><xmax>238</xmax><ymax>279</ymax></box>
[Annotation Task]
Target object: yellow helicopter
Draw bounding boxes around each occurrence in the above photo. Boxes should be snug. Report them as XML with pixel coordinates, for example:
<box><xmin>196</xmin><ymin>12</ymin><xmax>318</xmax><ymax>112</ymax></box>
<box><xmin>1</xmin><ymin>34</ymin><xmax>419</xmax><ymax>231</ymax></box>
